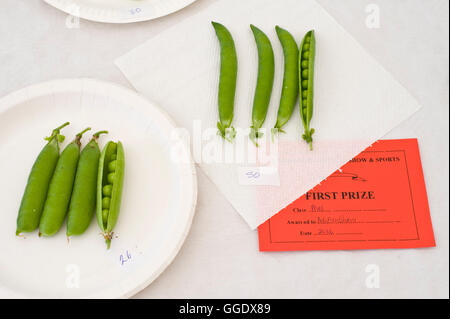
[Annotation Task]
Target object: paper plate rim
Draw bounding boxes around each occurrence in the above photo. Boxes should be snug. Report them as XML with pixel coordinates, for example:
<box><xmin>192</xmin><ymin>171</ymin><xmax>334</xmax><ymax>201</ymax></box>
<box><xmin>43</xmin><ymin>0</ymin><xmax>198</xmax><ymax>24</ymax></box>
<box><xmin>0</xmin><ymin>78</ymin><xmax>198</xmax><ymax>298</ymax></box>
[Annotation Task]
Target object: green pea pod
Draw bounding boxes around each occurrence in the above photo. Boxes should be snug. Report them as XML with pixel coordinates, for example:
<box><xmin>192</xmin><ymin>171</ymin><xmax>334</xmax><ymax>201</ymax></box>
<box><xmin>272</xmin><ymin>26</ymin><xmax>299</xmax><ymax>138</ymax></box>
<box><xmin>96</xmin><ymin>141</ymin><xmax>125</xmax><ymax>249</ymax></box>
<box><xmin>249</xmin><ymin>24</ymin><xmax>275</xmax><ymax>147</ymax></box>
<box><xmin>212</xmin><ymin>21</ymin><xmax>238</xmax><ymax>142</ymax></box>
<box><xmin>67</xmin><ymin>131</ymin><xmax>107</xmax><ymax>237</ymax></box>
<box><xmin>16</xmin><ymin>122</ymin><xmax>70</xmax><ymax>235</ymax></box>
<box><xmin>39</xmin><ymin>128</ymin><xmax>91</xmax><ymax>237</ymax></box>
<box><xmin>299</xmin><ymin>30</ymin><xmax>316</xmax><ymax>150</ymax></box>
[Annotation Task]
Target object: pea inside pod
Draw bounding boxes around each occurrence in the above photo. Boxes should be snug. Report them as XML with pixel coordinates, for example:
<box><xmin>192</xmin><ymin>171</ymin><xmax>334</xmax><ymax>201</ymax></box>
<box><xmin>298</xmin><ymin>30</ymin><xmax>316</xmax><ymax>150</ymax></box>
<box><xmin>39</xmin><ymin>127</ymin><xmax>91</xmax><ymax>237</ymax></box>
<box><xmin>16</xmin><ymin>122</ymin><xmax>70</xmax><ymax>235</ymax></box>
<box><xmin>67</xmin><ymin>130</ymin><xmax>108</xmax><ymax>237</ymax></box>
<box><xmin>96</xmin><ymin>141</ymin><xmax>125</xmax><ymax>249</ymax></box>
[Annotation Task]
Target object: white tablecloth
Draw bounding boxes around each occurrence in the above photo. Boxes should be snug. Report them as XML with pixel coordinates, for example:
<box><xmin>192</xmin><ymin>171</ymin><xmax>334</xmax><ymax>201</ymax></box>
<box><xmin>0</xmin><ymin>0</ymin><xmax>448</xmax><ymax>298</ymax></box>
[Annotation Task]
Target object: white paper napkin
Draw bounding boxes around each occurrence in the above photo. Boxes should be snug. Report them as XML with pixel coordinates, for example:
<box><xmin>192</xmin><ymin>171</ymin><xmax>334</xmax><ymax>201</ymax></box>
<box><xmin>115</xmin><ymin>0</ymin><xmax>421</xmax><ymax>229</ymax></box>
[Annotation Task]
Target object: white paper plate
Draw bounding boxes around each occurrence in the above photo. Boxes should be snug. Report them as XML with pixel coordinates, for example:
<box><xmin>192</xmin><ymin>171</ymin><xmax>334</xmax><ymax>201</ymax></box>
<box><xmin>43</xmin><ymin>0</ymin><xmax>198</xmax><ymax>23</ymax></box>
<box><xmin>0</xmin><ymin>78</ymin><xmax>197</xmax><ymax>298</ymax></box>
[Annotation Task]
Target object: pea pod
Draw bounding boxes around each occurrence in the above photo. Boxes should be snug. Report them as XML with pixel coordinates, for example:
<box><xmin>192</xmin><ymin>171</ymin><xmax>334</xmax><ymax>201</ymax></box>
<box><xmin>249</xmin><ymin>24</ymin><xmax>275</xmax><ymax>147</ymax></box>
<box><xmin>16</xmin><ymin>122</ymin><xmax>70</xmax><ymax>235</ymax></box>
<box><xmin>272</xmin><ymin>26</ymin><xmax>299</xmax><ymax>137</ymax></box>
<box><xmin>212</xmin><ymin>21</ymin><xmax>238</xmax><ymax>142</ymax></box>
<box><xmin>299</xmin><ymin>30</ymin><xmax>316</xmax><ymax>150</ymax></box>
<box><xmin>67</xmin><ymin>131</ymin><xmax>107</xmax><ymax>237</ymax></box>
<box><xmin>96</xmin><ymin>141</ymin><xmax>125</xmax><ymax>249</ymax></box>
<box><xmin>39</xmin><ymin>128</ymin><xmax>91</xmax><ymax>237</ymax></box>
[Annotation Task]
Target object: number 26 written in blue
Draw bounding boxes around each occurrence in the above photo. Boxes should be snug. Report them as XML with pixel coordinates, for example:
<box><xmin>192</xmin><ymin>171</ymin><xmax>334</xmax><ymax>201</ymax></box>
<box><xmin>120</xmin><ymin>250</ymin><xmax>132</xmax><ymax>266</ymax></box>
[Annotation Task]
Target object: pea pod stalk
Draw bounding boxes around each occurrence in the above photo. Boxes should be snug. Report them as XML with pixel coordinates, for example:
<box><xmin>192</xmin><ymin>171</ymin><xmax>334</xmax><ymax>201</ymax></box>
<box><xmin>249</xmin><ymin>24</ymin><xmax>275</xmax><ymax>147</ymax></box>
<box><xmin>96</xmin><ymin>141</ymin><xmax>125</xmax><ymax>249</ymax></box>
<box><xmin>39</xmin><ymin>128</ymin><xmax>91</xmax><ymax>237</ymax></box>
<box><xmin>16</xmin><ymin>122</ymin><xmax>70</xmax><ymax>235</ymax></box>
<box><xmin>212</xmin><ymin>21</ymin><xmax>238</xmax><ymax>142</ymax></box>
<box><xmin>67</xmin><ymin>131</ymin><xmax>108</xmax><ymax>237</ymax></box>
<box><xmin>299</xmin><ymin>30</ymin><xmax>316</xmax><ymax>150</ymax></box>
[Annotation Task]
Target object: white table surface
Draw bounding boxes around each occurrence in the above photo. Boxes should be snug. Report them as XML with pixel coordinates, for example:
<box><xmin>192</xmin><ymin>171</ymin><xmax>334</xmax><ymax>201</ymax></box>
<box><xmin>0</xmin><ymin>0</ymin><xmax>448</xmax><ymax>298</ymax></box>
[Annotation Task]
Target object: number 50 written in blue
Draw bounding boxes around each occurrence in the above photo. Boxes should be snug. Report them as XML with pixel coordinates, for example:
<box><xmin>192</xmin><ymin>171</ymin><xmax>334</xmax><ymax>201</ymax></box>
<box><xmin>246</xmin><ymin>171</ymin><xmax>261</xmax><ymax>179</ymax></box>
<box><xmin>129</xmin><ymin>8</ymin><xmax>142</xmax><ymax>15</ymax></box>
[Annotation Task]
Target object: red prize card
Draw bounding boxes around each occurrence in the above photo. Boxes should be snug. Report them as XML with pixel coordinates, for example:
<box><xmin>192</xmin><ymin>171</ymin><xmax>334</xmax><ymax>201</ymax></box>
<box><xmin>258</xmin><ymin>139</ymin><xmax>435</xmax><ymax>251</ymax></box>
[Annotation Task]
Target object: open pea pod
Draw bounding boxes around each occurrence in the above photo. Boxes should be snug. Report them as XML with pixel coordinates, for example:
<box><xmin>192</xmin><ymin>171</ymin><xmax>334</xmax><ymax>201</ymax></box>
<box><xmin>96</xmin><ymin>141</ymin><xmax>125</xmax><ymax>249</ymax></box>
<box><xmin>299</xmin><ymin>30</ymin><xmax>316</xmax><ymax>150</ymax></box>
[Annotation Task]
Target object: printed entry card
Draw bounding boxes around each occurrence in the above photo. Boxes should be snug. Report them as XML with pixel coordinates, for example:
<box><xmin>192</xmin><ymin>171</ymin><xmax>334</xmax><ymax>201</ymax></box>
<box><xmin>258</xmin><ymin>139</ymin><xmax>435</xmax><ymax>251</ymax></box>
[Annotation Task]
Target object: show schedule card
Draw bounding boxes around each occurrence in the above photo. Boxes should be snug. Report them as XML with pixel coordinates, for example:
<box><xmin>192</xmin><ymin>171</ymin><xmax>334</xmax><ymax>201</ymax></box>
<box><xmin>258</xmin><ymin>139</ymin><xmax>435</xmax><ymax>251</ymax></box>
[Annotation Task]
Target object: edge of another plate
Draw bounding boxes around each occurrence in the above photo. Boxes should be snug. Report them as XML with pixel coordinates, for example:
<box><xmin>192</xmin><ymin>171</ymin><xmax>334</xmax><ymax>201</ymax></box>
<box><xmin>43</xmin><ymin>0</ymin><xmax>198</xmax><ymax>24</ymax></box>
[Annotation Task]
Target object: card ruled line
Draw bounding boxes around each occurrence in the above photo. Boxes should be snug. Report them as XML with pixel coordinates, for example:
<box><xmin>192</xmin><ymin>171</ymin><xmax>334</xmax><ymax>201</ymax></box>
<box><xmin>304</xmin><ymin>209</ymin><xmax>387</xmax><ymax>213</ymax></box>
<box><xmin>331</xmin><ymin>209</ymin><xmax>387</xmax><ymax>212</ymax></box>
